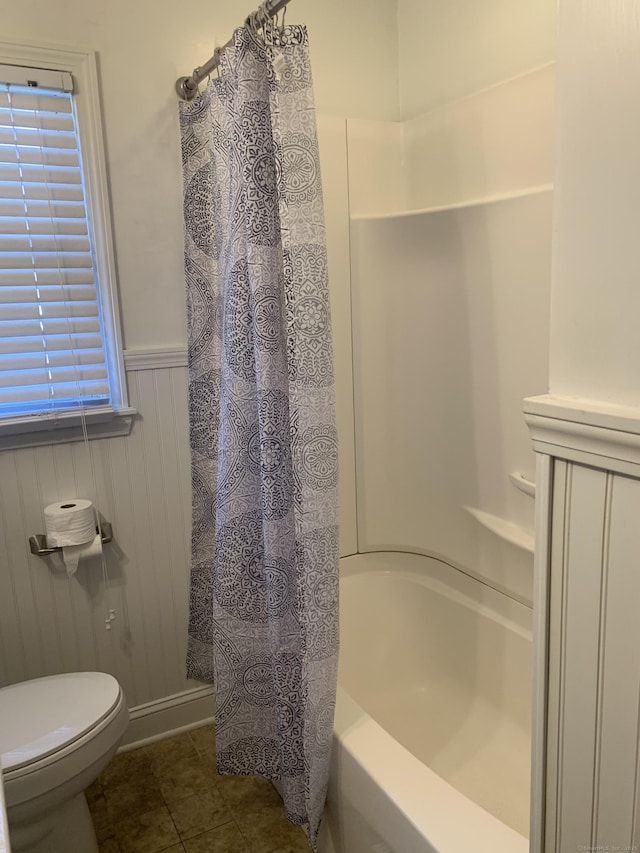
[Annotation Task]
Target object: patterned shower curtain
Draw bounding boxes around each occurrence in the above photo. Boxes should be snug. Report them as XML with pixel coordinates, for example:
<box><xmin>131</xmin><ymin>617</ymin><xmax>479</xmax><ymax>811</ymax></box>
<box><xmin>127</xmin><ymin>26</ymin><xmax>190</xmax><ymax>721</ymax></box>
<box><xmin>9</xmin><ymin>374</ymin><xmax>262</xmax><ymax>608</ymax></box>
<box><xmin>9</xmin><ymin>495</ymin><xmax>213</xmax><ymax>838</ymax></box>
<box><xmin>179</xmin><ymin>22</ymin><xmax>338</xmax><ymax>848</ymax></box>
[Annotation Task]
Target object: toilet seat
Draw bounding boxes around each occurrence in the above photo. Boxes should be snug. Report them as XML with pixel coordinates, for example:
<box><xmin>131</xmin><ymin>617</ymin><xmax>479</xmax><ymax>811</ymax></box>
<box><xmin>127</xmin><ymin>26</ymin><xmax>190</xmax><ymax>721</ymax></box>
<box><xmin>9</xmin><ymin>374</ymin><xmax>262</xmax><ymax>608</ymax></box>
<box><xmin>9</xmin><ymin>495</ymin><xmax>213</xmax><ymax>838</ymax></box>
<box><xmin>1</xmin><ymin>673</ymin><xmax>124</xmax><ymax>784</ymax></box>
<box><xmin>1</xmin><ymin>672</ymin><xmax>129</xmax><ymax>852</ymax></box>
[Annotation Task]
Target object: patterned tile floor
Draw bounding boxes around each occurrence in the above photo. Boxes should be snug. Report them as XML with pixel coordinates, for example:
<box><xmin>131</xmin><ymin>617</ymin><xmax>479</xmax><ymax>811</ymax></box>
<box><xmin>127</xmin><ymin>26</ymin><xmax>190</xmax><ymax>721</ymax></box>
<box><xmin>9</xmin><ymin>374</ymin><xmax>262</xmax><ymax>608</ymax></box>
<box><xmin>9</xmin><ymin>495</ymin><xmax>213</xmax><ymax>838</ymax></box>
<box><xmin>86</xmin><ymin>725</ymin><xmax>311</xmax><ymax>853</ymax></box>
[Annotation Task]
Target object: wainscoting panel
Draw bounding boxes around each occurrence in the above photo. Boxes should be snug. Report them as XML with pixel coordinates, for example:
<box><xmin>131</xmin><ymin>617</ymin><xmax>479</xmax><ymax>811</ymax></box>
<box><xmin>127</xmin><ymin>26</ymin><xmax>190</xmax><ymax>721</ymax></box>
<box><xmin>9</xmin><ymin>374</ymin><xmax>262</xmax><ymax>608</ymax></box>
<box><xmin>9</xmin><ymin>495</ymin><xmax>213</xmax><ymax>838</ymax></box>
<box><xmin>596</xmin><ymin>472</ymin><xmax>640</xmax><ymax>844</ymax></box>
<box><xmin>0</xmin><ymin>365</ymin><xmax>196</xmax><ymax>713</ymax></box>
<box><xmin>543</xmin><ymin>456</ymin><xmax>640</xmax><ymax>851</ymax></box>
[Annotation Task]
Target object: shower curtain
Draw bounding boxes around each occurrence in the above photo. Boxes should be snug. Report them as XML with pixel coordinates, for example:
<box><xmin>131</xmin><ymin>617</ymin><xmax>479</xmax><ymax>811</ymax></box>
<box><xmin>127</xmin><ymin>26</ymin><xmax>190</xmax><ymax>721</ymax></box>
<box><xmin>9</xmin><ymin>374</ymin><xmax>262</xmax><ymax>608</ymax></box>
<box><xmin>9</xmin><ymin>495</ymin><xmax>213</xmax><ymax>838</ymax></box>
<box><xmin>179</xmin><ymin>22</ymin><xmax>338</xmax><ymax>848</ymax></box>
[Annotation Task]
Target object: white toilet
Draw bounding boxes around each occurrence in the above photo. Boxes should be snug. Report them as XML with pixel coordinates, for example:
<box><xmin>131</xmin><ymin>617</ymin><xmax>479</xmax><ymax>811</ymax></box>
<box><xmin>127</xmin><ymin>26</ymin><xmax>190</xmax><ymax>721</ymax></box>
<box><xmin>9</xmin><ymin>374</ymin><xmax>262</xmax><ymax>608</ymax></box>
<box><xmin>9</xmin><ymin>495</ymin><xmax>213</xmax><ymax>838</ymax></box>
<box><xmin>0</xmin><ymin>672</ymin><xmax>129</xmax><ymax>853</ymax></box>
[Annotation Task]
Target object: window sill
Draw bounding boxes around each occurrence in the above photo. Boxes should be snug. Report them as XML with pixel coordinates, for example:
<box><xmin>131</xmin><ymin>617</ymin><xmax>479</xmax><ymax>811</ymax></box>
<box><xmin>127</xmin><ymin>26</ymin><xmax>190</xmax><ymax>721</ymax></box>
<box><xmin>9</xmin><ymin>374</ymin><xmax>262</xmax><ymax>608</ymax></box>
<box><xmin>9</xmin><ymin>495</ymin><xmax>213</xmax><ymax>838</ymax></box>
<box><xmin>0</xmin><ymin>406</ymin><xmax>137</xmax><ymax>451</ymax></box>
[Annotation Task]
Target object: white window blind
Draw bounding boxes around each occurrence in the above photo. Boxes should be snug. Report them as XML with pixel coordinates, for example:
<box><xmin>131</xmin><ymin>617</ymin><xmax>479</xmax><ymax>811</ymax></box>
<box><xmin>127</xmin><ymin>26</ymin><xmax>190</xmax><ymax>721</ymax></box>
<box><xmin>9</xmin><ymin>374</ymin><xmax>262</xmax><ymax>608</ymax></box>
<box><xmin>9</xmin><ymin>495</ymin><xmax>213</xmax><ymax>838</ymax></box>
<box><xmin>0</xmin><ymin>69</ymin><xmax>112</xmax><ymax>423</ymax></box>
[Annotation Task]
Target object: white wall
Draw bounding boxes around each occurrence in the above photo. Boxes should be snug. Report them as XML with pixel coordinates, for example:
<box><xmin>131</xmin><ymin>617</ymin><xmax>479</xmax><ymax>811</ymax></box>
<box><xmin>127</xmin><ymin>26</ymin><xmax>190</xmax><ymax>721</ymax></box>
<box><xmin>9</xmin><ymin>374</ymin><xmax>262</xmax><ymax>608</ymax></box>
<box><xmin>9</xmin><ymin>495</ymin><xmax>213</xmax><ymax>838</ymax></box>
<box><xmin>528</xmin><ymin>3</ymin><xmax>640</xmax><ymax>847</ymax></box>
<box><xmin>397</xmin><ymin>0</ymin><xmax>557</xmax><ymax>118</ymax></box>
<box><xmin>348</xmin><ymin>5</ymin><xmax>556</xmax><ymax>603</ymax></box>
<box><xmin>348</xmin><ymin>64</ymin><xmax>555</xmax><ymax>217</ymax></box>
<box><xmin>401</xmin><ymin>65</ymin><xmax>554</xmax><ymax>211</ymax></box>
<box><xmin>549</xmin><ymin>0</ymin><xmax>640</xmax><ymax>406</ymax></box>
<box><xmin>351</xmin><ymin>193</ymin><xmax>552</xmax><ymax>604</ymax></box>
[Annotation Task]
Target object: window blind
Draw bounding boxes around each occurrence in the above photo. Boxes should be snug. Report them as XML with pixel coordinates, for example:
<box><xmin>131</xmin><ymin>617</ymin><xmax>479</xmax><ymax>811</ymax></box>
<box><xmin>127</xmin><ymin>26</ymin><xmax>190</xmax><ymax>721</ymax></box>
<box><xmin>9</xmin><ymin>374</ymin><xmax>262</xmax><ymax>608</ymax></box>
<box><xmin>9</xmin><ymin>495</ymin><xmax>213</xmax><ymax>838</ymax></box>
<box><xmin>0</xmin><ymin>74</ymin><xmax>111</xmax><ymax>422</ymax></box>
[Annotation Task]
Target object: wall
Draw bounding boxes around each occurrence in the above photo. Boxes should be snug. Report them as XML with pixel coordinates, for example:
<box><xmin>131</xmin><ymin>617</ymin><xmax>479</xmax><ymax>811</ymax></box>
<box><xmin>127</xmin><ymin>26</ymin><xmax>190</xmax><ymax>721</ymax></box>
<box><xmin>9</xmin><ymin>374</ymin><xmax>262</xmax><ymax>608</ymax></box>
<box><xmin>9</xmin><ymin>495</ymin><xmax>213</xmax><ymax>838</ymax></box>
<box><xmin>401</xmin><ymin>64</ymin><xmax>554</xmax><ymax>211</ymax></box>
<box><xmin>351</xmin><ymin>192</ymin><xmax>552</xmax><ymax>604</ymax></box>
<box><xmin>526</xmin><ymin>2</ymin><xmax>640</xmax><ymax>848</ymax></box>
<box><xmin>348</xmin><ymin>55</ymin><xmax>555</xmax><ymax>604</ymax></box>
<box><xmin>0</xmin><ymin>365</ymin><xmax>192</xmax><ymax>708</ymax></box>
<box><xmin>549</xmin><ymin>0</ymin><xmax>640</xmax><ymax>406</ymax></box>
<box><xmin>397</xmin><ymin>0</ymin><xmax>557</xmax><ymax>118</ymax></box>
<box><xmin>0</xmin><ymin>0</ymin><xmax>391</xmax><ymax>723</ymax></box>
<box><xmin>347</xmin><ymin>64</ymin><xmax>555</xmax><ymax>216</ymax></box>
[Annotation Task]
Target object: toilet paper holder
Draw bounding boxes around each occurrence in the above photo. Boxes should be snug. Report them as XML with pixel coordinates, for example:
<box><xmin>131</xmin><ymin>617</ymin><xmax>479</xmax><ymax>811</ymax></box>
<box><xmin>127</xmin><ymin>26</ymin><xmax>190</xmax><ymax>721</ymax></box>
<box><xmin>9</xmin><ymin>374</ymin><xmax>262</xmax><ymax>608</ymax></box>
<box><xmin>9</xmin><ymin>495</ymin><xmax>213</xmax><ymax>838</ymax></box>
<box><xmin>29</xmin><ymin>522</ymin><xmax>113</xmax><ymax>557</ymax></box>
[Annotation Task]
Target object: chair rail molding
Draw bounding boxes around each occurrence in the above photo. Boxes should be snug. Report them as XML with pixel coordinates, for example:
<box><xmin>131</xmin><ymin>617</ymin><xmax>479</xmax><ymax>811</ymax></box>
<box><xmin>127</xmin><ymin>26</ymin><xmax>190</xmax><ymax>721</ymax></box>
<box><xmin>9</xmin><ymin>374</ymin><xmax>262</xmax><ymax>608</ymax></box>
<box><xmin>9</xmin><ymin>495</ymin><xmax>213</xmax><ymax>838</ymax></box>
<box><xmin>524</xmin><ymin>394</ymin><xmax>640</xmax><ymax>477</ymax></box>
<box><xmin>123</xmin><ymin>347</ymin><xmax>188</xmax><ymax>371</ymax></box>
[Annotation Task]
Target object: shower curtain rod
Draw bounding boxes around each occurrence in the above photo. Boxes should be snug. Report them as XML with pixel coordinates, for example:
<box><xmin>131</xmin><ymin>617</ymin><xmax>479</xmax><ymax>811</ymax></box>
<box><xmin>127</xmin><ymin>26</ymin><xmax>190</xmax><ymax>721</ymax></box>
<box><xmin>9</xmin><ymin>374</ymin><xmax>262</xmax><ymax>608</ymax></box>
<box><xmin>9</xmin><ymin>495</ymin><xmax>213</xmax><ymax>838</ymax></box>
<box><xmin>175</xmin><ymin>0</ymin><xmax>292</xmax><ymax>101</ymax></box>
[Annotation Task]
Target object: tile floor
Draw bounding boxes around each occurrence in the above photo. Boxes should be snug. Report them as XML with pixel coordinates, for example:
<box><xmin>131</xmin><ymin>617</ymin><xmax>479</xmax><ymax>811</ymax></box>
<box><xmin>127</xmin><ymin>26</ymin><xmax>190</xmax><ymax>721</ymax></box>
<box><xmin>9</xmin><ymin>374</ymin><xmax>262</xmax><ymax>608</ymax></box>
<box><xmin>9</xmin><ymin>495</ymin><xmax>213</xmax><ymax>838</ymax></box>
<box><xmin>86</xmin><ymin>725</ymin><xmax>311</xmax><ymax>853</ymax></box>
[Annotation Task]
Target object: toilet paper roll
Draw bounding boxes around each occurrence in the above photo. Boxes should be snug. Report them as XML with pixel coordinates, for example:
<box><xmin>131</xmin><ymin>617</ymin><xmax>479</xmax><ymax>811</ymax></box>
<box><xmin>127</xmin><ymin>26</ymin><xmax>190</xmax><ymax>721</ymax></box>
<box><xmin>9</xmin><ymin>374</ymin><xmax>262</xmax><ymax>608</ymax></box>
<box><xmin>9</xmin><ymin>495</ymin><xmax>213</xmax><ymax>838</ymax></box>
<box><xmin>62</xmin><ymin>533</ymin><xmax>103</xmax><ymax>576</ymax></box>
<box><xmin>44</xmin><ymin>499</ymin><xmax>96</xmax><ymax>548</ymax></box>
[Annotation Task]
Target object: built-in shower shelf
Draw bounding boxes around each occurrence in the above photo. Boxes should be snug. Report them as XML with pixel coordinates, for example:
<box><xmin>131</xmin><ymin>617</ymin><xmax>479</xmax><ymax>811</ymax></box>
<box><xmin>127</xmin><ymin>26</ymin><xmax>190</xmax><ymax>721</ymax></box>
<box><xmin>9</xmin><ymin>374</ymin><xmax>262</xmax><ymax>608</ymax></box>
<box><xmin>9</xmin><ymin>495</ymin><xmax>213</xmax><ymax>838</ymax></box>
<box><xmin>509</xmin><ymin>472</ymin><xmax>536</xmax><ymax>497</ymax></box>
<box><xmin>350</xmin><ymin>184</ymin><xmax>554</xmax><ymax>223</ymax></box>
<box><xmin>464</xmin><ymin>506</ymin><xmax>534</xmax><ymax>554</ymax></box>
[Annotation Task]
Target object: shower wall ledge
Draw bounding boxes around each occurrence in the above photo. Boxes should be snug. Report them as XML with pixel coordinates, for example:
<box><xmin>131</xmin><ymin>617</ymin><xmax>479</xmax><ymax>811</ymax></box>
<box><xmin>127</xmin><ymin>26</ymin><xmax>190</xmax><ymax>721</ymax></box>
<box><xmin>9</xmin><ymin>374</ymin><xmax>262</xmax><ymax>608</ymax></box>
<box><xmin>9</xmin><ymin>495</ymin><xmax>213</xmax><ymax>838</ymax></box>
<box><xmin>464</xmin><ymin>506</ymin><xmax>535</xmax><ymax>555</ymax></box>
<box><xmin>524</xmin><ymin>394</ymin><xmax>640</xmax><ymax>477</ymax></box>
<box><xmin>350</xmin><ymin>184</ymin><xmax>553</xmax><ymax>222</ymax></box>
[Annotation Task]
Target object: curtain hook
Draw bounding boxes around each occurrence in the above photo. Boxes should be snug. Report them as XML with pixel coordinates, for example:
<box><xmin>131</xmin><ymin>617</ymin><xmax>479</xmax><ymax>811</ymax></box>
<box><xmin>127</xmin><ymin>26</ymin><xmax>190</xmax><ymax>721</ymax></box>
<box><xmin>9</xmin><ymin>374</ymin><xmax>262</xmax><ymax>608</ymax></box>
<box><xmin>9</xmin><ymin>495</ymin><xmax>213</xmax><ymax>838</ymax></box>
<box><xmin>245</xmin><ymin>1</ymin><xmax>273</xmax><ymax>36</ymax></box>
<box><xmin>263</xmin><ymin>1</ymin><xmax>276</xmax><ymax>42</ymax></box>
<box><xmin>260</xmin><ymin>4</ymin><xmax>269</xmax><ymax>33</ymax></box>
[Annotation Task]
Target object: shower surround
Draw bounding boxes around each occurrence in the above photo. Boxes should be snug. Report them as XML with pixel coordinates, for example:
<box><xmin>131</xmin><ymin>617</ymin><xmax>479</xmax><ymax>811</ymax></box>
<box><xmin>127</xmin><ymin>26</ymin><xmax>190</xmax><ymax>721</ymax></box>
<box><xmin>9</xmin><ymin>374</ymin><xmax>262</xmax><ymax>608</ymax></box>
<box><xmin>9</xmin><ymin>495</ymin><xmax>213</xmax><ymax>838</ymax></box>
<box><xmin>318</xmin><ymin>58</ymin><xmax>553</xmax><ymax>851</ymax></box>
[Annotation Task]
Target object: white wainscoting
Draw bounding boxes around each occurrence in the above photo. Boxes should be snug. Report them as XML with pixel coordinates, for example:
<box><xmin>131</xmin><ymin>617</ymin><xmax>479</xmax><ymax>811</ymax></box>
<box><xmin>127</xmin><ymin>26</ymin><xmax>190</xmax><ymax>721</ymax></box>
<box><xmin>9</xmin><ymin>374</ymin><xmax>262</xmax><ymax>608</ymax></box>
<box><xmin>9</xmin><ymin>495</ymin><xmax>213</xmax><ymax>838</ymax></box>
<box><xmin>0</xmin><ymin>363</ymin><xmax>197</xmax><ymax>727</ymax></box>
<box><xmin>544</xmin><ymin>463</ymin><xmax>640</xmax><ymax>850</ymax></box>
<box><xmin>526</xmin><ymin>396</ymin><xmax>640</xmax><ymax>851</ymax></box>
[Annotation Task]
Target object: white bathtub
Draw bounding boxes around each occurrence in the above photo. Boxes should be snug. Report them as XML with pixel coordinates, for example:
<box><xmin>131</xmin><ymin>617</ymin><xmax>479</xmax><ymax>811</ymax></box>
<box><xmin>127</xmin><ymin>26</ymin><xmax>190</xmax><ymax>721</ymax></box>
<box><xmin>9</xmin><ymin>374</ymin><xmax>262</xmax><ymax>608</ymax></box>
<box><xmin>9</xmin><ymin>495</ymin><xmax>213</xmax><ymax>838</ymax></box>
<box><xmin>319</xmin><ymin>551</ymin><xmax>531</xmax><ymax>853</ymax></box>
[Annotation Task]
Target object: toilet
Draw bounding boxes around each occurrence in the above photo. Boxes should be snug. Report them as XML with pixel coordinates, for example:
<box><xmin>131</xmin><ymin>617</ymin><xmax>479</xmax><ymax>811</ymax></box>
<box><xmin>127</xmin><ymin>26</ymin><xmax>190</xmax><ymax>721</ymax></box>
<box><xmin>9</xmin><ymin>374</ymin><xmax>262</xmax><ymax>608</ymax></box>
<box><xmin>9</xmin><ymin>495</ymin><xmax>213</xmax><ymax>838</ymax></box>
<box><xmin>0</xmin><ymin>672</ymin><xmax>129</xmax><ymax>853</ymax></box>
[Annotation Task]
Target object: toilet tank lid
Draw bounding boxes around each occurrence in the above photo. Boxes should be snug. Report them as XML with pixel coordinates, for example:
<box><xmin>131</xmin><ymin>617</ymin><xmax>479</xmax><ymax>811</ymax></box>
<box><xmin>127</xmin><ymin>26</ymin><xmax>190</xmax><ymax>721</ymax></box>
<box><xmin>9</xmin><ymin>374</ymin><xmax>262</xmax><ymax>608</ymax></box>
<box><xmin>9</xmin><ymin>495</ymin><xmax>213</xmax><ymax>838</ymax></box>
<box><xmin>0</xmin><ymin>672</ymin><xmax>122</xmax><ymax>772</ymax></box>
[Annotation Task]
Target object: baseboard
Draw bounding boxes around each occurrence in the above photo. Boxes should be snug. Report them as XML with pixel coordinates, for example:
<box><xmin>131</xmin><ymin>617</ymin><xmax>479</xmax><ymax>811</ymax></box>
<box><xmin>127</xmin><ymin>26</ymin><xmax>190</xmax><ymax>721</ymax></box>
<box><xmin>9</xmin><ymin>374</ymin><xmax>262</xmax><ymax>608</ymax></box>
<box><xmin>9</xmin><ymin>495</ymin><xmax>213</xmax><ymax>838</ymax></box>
<box><xmin>119</xmin><ymin>685</ymin><xmax>215</xmax><ymax>751</ymax></box>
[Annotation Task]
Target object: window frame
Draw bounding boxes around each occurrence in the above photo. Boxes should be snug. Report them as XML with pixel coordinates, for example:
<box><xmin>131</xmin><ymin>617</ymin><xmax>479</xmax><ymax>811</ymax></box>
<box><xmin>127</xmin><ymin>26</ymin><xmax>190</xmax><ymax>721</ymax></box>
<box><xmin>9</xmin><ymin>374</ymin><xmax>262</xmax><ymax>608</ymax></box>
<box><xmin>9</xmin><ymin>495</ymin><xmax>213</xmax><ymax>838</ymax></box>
<box><xmin>0</xmin><ymin>38</ymin><xmax>133</xmax><ymax>449</ymax></box>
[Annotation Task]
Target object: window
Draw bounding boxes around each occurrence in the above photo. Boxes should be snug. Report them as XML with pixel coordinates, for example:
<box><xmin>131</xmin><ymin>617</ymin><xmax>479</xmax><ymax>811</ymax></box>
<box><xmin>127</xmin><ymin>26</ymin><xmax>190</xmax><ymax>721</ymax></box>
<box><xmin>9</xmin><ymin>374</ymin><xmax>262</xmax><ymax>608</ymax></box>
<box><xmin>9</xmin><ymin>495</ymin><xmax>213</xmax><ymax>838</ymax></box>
<box><xmin>0</xmin><ymin>44</ymin><xmax>132</xmax><ymax>448</ymax></box>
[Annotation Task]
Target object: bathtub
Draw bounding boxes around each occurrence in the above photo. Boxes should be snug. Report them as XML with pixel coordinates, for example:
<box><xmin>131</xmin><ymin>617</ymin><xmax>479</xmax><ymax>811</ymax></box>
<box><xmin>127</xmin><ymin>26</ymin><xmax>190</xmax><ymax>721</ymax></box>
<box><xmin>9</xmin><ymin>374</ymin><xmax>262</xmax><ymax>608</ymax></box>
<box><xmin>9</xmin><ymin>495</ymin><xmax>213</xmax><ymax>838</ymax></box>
<box><xmin>319</xmin><ymin>551</ymin><xmax>531</xmax><ymax>853</ymax></box>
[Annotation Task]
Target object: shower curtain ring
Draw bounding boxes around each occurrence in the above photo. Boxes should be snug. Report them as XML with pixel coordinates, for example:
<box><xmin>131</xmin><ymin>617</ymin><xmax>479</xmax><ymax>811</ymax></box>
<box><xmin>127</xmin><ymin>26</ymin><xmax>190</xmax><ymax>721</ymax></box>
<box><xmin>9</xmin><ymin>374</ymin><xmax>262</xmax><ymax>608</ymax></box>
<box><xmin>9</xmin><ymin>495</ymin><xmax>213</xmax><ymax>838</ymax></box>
<box><xmin>212</xmin><ymin>46</ymin><xmax>222</xmax><ymax>76</ymax></box>
<box><xmin>258</xmin><ymin>1</ymin><xmax>271</xmax><ymax>29</ymax></box>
